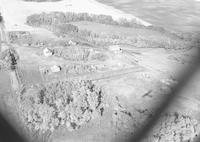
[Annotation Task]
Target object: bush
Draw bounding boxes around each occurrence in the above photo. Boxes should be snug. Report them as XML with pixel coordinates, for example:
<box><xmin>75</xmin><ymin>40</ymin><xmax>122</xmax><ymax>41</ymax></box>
<box><xmin>64</xmin><ymin>64</ymin><xmax>97</xmax><ymax>75</ymax></box>
<box><xmin>53</xmin><ymin>46</ymin><xmax>90</xmax><ymax>61</ymax></box>
<box><xmin>53</xmin><ymin>23</ymin><xmax>79</xmax><ymax>36</ymax></box>
<box><xmin>8</xmin><ymin>31</ymin><xmax>32</xmax><ymax>44</ymax></box>
<box><xmin>118</xmin><ymin>18</ymin><xmax>131</xmax><ymax>27</ymax></box>
<box><xmin>90</xmin><ymin>52</ymin><xmax>108</xmax><ymax>61</ymax></box>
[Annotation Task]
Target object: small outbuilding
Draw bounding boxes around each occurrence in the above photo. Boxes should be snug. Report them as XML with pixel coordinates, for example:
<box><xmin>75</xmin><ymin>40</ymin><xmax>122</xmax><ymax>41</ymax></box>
<box><xmin>43</xmin><ymin>48</ymin><xmax>53</xmax><ymax>57</ymax></box>
<box><xmin>68</xmin><ymin>40</ymin><xmax>77</xmax><ymax>46</ymax></box>
<box><xmin>51</xmin><ymin>65</ymin><xmax>61</xmax><ymax>73</ymax></box>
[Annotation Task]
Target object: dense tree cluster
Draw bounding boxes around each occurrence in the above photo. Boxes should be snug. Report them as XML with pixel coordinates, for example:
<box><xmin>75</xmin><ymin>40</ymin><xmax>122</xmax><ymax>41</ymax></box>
<box><xmin>151</xmin><ymin>113</ymin><xmax>200</xmax><ymax>142</ymax></box>
<box><xmin>18</xmin><ymin>80</ymin><xmax>105</xmax><ymax>132</ymax></box>
<box><xmin>0</xmin><ymin>49</ymin><xmax>19</xmax><ymax>70</ymax></box>
<box><xmin>26</xmin><ymin>12</ymin><xmax>140</xmax><ymax>28</ymax></box>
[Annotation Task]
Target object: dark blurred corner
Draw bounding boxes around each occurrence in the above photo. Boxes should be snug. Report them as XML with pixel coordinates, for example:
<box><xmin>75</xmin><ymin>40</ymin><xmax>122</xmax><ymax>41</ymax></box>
<box><xmin>0</xmin><ymin>112</ymin><xmax>26</xmax><ymax>142</ymax></box>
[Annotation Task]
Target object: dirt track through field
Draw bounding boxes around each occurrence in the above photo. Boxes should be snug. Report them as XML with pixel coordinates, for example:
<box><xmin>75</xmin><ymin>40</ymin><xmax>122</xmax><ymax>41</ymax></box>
<box><xmin>43</xmin><ymin>66</ymin><xmax>145</xmax><ymax>83</ymax></box>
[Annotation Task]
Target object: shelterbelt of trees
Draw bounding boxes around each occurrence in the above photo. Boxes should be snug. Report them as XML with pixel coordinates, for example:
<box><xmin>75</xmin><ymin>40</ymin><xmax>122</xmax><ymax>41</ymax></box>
<box><xmin>26</xmin><ymin>12</ymin><xmax>145</xmax><ymax>28</ymax></box>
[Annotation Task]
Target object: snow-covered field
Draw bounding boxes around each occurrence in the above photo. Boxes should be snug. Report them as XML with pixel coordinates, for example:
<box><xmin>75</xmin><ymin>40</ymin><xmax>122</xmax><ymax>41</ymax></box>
<box><xmin>97</xmin><ymin>0</ymin><xmax>200</xmax><ymax>32</ymax></box>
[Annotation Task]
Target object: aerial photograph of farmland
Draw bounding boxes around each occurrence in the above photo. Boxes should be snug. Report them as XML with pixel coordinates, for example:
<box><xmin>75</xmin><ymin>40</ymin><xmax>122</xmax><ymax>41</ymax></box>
<box><xmin>0</xmin><ymin>0</ymin><xmax>200</xmax><ymax>142</ymax></box>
